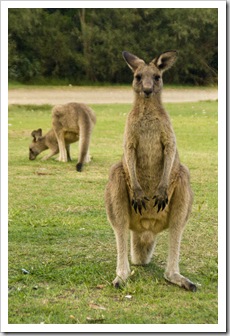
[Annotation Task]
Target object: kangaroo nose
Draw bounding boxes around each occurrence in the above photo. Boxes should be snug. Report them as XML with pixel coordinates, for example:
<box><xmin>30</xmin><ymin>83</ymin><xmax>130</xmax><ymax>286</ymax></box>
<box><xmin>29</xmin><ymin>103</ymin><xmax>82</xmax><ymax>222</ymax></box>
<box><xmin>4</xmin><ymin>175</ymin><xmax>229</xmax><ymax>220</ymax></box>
<box><xmin>143</xmin><ymin>88</ymin><xmax>153</xmax><ymax>96</ymax></box>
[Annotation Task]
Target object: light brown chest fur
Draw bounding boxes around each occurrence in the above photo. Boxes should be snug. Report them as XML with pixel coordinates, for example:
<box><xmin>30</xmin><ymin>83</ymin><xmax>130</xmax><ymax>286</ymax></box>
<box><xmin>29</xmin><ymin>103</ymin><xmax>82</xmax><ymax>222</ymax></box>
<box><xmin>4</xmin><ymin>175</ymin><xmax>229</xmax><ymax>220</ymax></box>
<box><xmin>123</xmin><ymin>104</ymin><xmax>175</xmax><ymax>197</ymax></box>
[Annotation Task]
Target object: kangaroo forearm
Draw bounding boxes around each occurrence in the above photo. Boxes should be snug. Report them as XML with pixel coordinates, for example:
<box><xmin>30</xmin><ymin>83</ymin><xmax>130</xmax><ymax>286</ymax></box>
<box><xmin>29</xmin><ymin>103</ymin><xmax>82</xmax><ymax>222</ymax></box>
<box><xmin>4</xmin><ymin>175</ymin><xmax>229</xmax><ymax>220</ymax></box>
<box><xmin>160</xmin><ymin>148</ymin><xmax>176</xmax><ymax>189</ymax></box>
<box><xmin>42</xmin><ymin>149</ymin><xmax>58</xmax><ymax>160</ymax></box>
<box><xmin>124</xmin><ymin>149</ymin><xmax>141</xmax><ymax>192</ymax></box>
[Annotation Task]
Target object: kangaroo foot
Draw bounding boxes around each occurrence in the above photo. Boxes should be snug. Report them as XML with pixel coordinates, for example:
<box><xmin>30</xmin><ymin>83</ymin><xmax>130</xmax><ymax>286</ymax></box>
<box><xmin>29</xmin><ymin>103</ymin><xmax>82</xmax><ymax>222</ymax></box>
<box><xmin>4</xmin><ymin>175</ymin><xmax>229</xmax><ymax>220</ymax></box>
<box><xmin>56</xmin><ymin>156</ymin><xmax>67</xmax><ymax>162</ymax></box>
<box><xmin>112</xmin><ymin>276</ymin><xmax>126</xmax><ymax>289</ymax></box>
<box><xmin>164</xmin><ymin>271</ymin><xmax>197</xmax><ymax>292</ymax></box>
<box><xmin>112</xmin><ymin>267</ymin><xmax>131</xmax><ymax>288</ymax></box>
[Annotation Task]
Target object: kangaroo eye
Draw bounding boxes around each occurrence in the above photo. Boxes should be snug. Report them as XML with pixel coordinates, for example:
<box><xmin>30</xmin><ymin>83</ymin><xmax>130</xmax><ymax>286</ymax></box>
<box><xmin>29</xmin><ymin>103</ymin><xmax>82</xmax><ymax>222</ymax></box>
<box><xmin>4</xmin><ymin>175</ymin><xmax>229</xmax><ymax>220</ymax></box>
<box><xmin>154</xmin><ymin>75</ymin><xmax>161</xmax><ymax>81</ymax></box>
<box><xmin>135</xmin><ymin>74</ymin><xmax>142</xmax><ymax>82</ymax></box>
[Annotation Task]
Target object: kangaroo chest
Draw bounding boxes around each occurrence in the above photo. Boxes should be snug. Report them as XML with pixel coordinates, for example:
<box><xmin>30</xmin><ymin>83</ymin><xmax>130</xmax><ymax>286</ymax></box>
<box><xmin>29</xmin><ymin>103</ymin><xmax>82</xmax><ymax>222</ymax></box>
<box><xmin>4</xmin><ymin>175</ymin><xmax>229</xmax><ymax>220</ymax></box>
<box><xmin>135</xmin><ymin>114</ymin><xmax>164</xmax><ymax>169</ymax></box>
<box><xmin>125</xmin><ymin>112</ymin><xmax>166</xmax><ymax>196</ymax></box>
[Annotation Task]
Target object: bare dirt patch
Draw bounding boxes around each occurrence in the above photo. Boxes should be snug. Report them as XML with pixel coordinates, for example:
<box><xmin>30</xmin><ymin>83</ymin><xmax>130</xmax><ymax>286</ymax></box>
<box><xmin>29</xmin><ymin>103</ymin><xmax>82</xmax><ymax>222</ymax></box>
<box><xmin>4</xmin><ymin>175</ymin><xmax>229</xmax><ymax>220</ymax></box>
<box><xmin>8</xmin><ymin>86</ymin><xmax>217</xmax><ymax>105</ymax></box>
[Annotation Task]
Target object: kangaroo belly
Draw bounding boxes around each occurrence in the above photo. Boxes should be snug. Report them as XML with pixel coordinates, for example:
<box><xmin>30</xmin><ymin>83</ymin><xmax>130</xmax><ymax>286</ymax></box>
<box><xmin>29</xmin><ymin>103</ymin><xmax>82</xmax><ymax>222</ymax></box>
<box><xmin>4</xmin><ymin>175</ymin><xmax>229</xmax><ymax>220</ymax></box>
<box><xmin>130</xmin><ymin>207</ymin><xmax>169</xmax><ymax>234</ymax></box>
<box><xmin>64</xmin><ymin>131</ymin><xmax>79</xmax><ymax>144</ymax></box>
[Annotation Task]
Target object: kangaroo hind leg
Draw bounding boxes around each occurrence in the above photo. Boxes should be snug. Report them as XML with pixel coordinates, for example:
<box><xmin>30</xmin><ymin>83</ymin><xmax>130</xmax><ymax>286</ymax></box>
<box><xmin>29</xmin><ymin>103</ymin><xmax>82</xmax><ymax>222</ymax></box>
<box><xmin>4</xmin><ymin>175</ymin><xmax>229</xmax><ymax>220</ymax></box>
<box><xmin>164</xmin><ymin>165</ymin><xmax>197</xmax><ymax>292</ymax></box>
<box><xmin>66</xmin><ymin>144</ymin><xmax>71</xmax><ymax>161</ymax></box>
<box><xmin>53</xmin><ymin>131</ymin><xmax>67</xmax><ymax>162</ymax></box>
<box><xmin>105</xmin><ymin>162</ymin><xmax>131</xmax><ymax>288</ymax></box>
<box><xmin>52</xmin><ymin>111</ymin><xmax>67</xmax><ymax>162</ymax></box>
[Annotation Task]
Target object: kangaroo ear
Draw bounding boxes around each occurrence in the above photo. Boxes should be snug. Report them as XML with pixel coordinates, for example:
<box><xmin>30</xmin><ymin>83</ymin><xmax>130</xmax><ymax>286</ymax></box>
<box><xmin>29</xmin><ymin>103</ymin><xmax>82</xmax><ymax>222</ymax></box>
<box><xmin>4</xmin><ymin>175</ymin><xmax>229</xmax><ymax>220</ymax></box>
<box><xmin>31</xmin><ymin>128</ymin><xmax>42</xmax><ymax>142</ymax></box>
<box><xmin>151</xmin><ymin>50</ymin><xmax>178</xmax><ymax>72</ymax></box>
<box><xmin>122</xmin><ymin>51</ymin><xmax>145</xmax><ymax>72</ymax></box>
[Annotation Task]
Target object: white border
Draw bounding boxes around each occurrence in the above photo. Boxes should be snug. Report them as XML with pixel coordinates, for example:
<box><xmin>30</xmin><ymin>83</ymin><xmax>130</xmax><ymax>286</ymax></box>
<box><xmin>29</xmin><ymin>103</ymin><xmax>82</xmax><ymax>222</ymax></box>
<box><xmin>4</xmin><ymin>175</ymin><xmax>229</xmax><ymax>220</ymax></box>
<box><xmin>1</xmin><ymin>1</ymin><xmax>226</xmax><ymax>333</ymax></box>
<box><xmin>217</xmin><ymin>0</ymin><xmax>227</xmax><ymax>331</ymax></box>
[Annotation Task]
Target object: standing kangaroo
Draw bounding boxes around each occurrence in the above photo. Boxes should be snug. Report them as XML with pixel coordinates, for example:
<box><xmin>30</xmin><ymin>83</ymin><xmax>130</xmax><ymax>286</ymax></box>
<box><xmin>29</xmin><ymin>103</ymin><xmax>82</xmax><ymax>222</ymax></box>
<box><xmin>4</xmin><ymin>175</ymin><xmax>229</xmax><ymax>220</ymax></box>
<box><xmin>29</xmin><ymin>102</ymin><xmax>96</xmax><ymax>172</ymax></box>
<box><xmin>105</xmin><ymin>50</ymin><xmax>197</xmax><ymax>291</ymax></box>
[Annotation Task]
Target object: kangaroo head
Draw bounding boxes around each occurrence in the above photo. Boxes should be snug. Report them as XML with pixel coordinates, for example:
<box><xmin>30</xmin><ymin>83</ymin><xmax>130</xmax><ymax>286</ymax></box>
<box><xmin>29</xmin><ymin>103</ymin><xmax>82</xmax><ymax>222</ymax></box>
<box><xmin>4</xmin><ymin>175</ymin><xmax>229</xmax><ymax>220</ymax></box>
<box><xmin>122</xmin><ymin>50</ymin><xmax>177</xmax><ymax>98</ymax></box>
<box><xmin>29</xmin><ymin>128</ymin><xmax>45</xmax><ymax>160</ymax></box>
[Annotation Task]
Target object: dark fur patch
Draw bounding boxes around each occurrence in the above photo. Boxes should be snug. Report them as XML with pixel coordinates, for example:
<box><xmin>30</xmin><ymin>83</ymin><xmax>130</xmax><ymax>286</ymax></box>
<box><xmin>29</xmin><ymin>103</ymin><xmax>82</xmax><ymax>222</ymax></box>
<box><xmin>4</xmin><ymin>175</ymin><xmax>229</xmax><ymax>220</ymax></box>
<box><xmin>76</xmin><ymin>162</ymin><xmax>83</xmax><ymax>172</ymax></box>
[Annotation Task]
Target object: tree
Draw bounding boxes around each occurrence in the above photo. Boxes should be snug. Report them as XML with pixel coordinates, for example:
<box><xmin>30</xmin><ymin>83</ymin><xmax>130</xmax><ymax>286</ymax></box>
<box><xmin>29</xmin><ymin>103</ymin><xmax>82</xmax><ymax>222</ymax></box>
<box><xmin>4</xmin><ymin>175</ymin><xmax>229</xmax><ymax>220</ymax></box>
<box><xmin>8</xmin><ymin>8</ymin><xmax>218</xmax><ymax>85</ymax></box>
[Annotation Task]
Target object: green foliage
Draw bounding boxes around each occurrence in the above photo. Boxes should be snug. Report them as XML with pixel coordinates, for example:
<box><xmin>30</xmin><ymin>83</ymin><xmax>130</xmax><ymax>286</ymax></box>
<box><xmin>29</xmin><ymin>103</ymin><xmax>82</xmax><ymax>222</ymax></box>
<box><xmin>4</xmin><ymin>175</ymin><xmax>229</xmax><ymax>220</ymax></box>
<box><xmin>8</xmin><ymin>8</ymin><xmax>218</xmax><ymax>85</ymax></box>
<box><xmin>8</xmin><ymin>99</ymin><xmax>218</xmax><ymax>324</ymax></box>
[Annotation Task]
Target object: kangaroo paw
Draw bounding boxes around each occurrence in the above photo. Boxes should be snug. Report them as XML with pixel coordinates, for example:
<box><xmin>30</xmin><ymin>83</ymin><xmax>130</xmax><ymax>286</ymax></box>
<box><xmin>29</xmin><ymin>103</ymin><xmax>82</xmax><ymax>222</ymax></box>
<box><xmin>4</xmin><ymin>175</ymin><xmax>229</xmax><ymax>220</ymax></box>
<box><xmin>131</xmin><ymin>193</ymin><xmax>149</xmax><ymax>215</ymax></box>
<box><xmin>153</xmin><ymin>193</ymin><xmax>168</xmax><ymax>212</ymax></box>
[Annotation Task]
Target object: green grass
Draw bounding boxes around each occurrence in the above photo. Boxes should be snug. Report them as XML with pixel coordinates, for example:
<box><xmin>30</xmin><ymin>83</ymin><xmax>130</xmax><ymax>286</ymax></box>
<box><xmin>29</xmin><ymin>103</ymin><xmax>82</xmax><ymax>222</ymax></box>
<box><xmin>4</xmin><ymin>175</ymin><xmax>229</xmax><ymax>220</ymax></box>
<box><xmin>8</xmin><ymin>100</ymin><xmax>218</xmax><ymax>324</ymax></box>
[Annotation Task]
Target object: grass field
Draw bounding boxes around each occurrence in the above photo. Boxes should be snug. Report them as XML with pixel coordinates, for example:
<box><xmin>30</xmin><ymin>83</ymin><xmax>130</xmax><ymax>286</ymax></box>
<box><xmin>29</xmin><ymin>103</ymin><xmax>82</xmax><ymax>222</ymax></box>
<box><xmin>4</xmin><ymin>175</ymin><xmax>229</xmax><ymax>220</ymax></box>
<box><xmin>8</xmin><ymin>100</ymin><xmax>218</xmax><ymax>325</ymax></box>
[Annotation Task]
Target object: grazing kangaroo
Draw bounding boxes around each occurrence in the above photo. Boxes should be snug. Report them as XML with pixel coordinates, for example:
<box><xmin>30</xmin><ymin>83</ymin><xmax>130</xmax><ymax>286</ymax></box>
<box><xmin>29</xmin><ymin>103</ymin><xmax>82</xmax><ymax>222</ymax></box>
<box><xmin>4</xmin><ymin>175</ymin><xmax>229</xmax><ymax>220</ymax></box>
<box><xmin>29</xmin><ymin>102</ymin><xmax>96</xmax><ymax>172</ymax></box>
<box><xmin>105</xmin><ymin>50</ymin><xmax>197</xmax><ymax>291</ymax></box>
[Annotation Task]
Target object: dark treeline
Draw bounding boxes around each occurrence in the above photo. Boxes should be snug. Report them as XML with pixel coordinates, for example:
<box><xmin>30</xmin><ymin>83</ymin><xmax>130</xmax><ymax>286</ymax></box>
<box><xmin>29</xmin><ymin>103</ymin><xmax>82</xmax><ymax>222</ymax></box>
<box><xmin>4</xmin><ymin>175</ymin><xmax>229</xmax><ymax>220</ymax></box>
<box><xmin>8</xmin><ymin>8</ymin><xmax>218</xmax><ymax>85</ymax></box>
